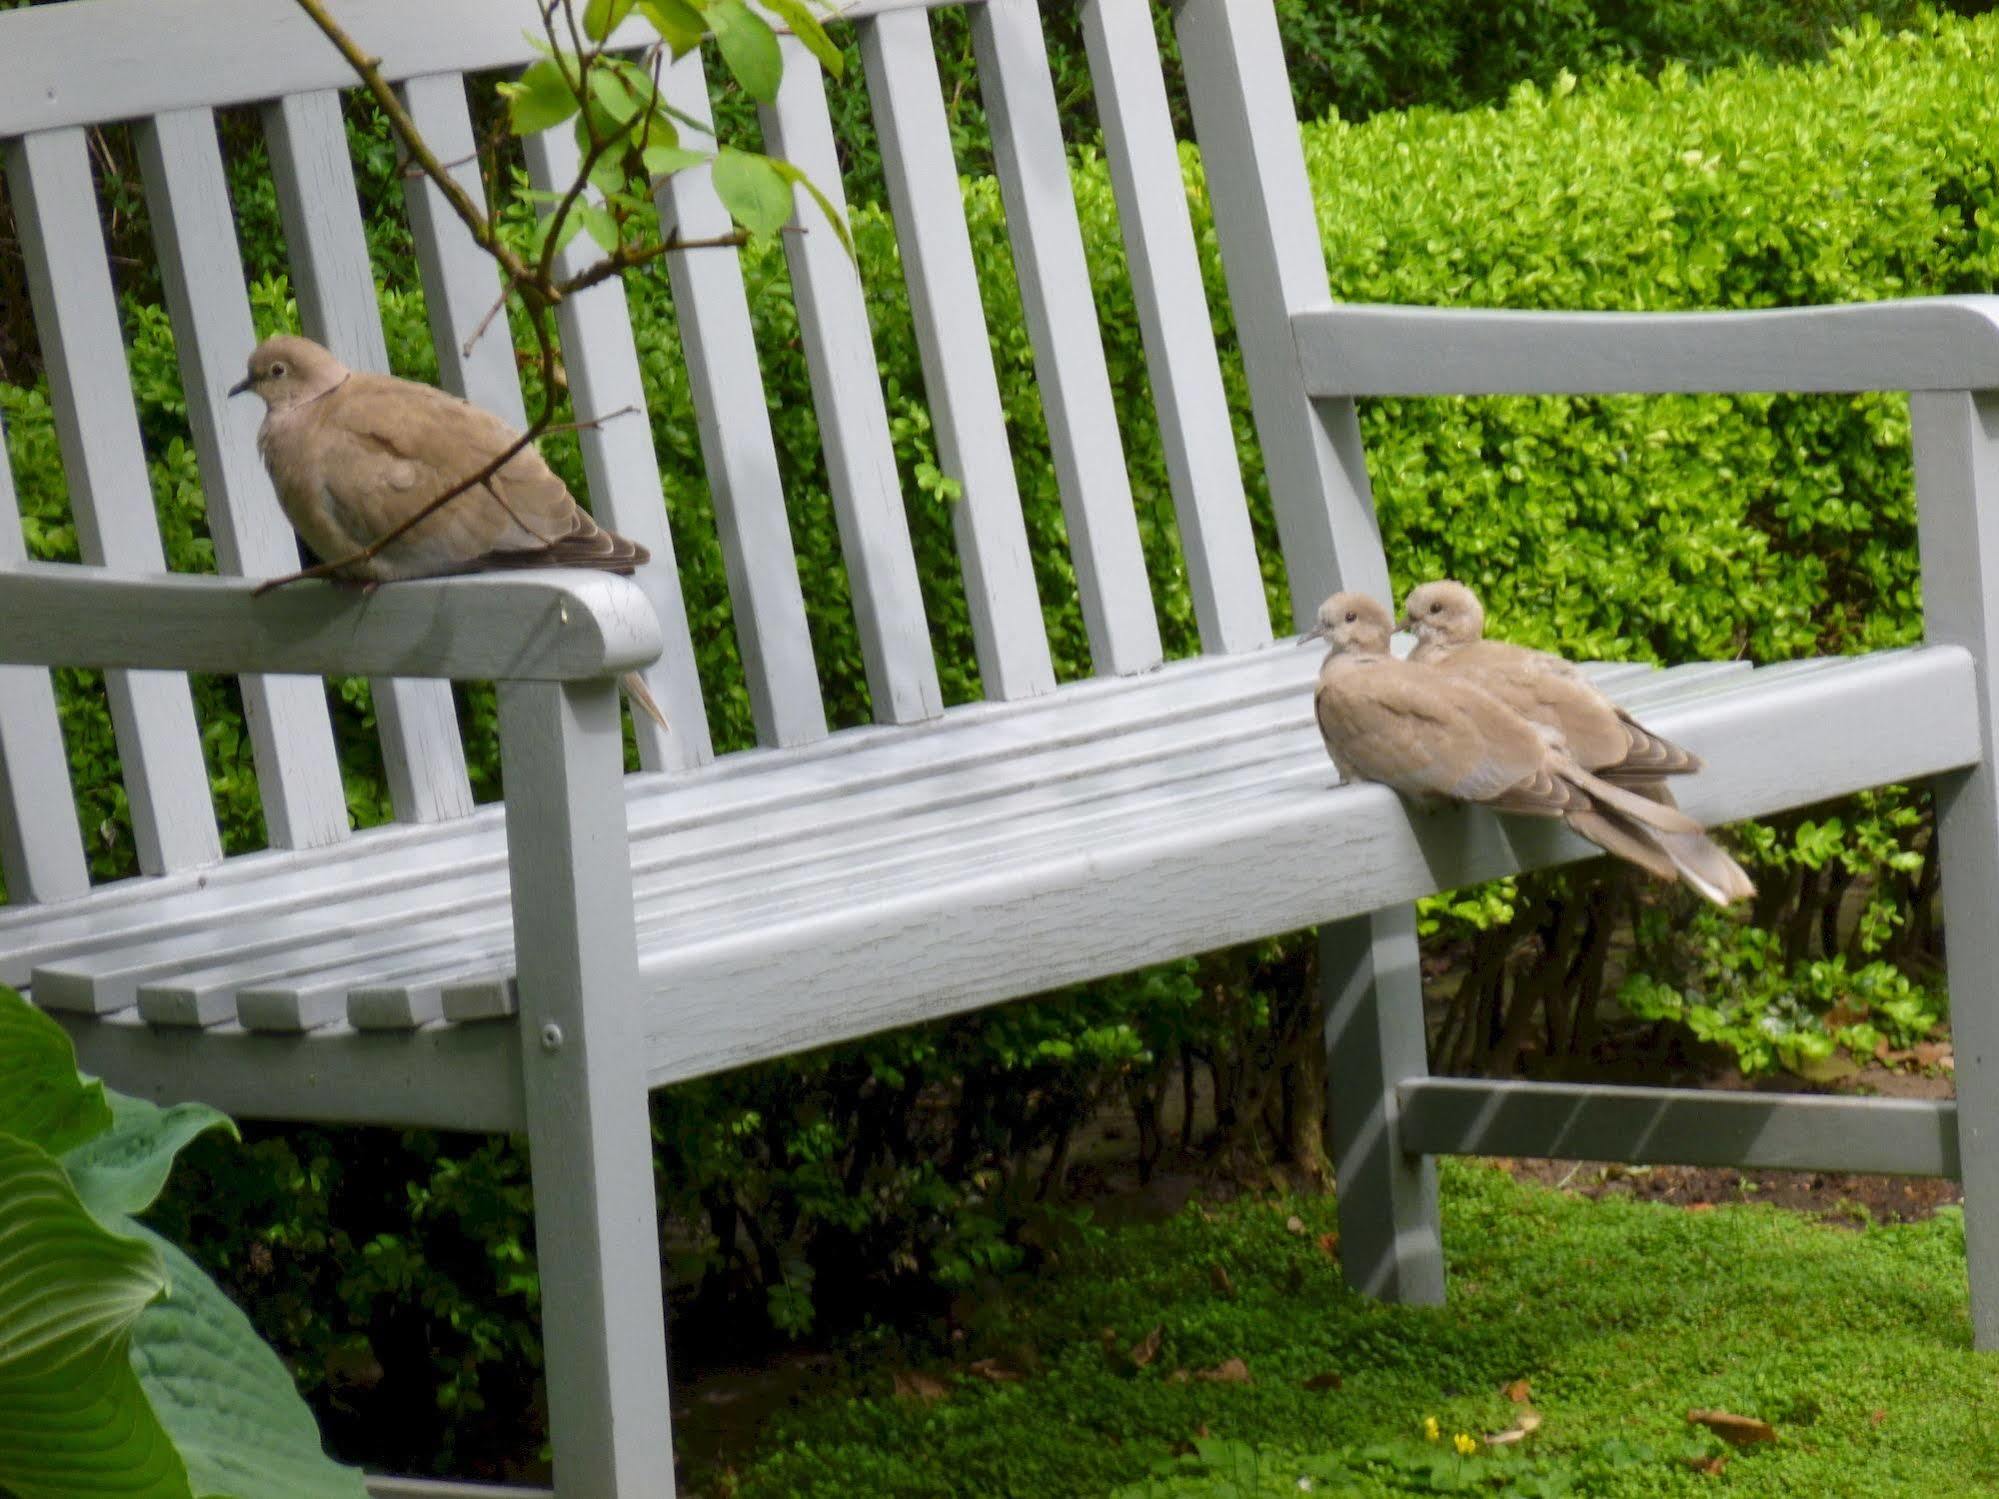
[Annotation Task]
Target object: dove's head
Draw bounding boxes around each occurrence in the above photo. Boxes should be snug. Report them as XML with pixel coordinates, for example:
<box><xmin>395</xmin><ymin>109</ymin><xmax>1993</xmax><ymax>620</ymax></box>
<box><xmin>1403</xmin><ymin>579</ymin><xmax>1484</xmax><ymax>648</ymax></box>
<box><xmin>1301</xmin><ymin>592</ymin><xmax>1393</xmax><ymax>656</ymax></box>
<box><xmin>229</xmin><ymin>335</ymin><xmax>349</xmax><ymax>412</ymax></box>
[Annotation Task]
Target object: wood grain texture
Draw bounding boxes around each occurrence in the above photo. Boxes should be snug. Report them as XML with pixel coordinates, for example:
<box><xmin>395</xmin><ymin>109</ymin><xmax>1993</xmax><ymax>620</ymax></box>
<box><xmin>759</xmin><ymin>40</ymin><xmax>943</xmax><ymax>726</ymax></box>
<box><xmin>497</xmin><ymin>680</ymin><xmax>676</xmax><ymax>1496</ymax></box>
<box><xmin>974</xmin><ymin>0</ymin><xmax>1161</xmax><ymax>677</ymax></box>
<box><xmin>135</xmin><ymin>107</ymin><xmax>351</xmax><ymax>852</ymax></box>
<box><xmin>1295</xmin><ymin>297</ymin><xmax>1999</xmax><ymax>397</ymax></box>
<box><xmin>1911</xmin><ymin>388</ymin><xmax>1999</xmax><ymax>1349</ymax></box>
<box><xmin>0</xmin><ymin>410</ymin><xmax>90</xmax><ymax>904</ymax></box>
<box><xmin>1400</xmin><ymin>1079</ymin><xmax>1960</xmax><ymax>1177</ymax></box>
<box><xmin>654</xmin><ymin>50</ymin><xmax>826</xmax><ymax>751</ymax></box>
<box><xmin>0</xmin><ymin>565</ymin><xmax>663</xmax><ymax>680</ymax></box>
<box><xmin>523</xmin><ymin>126</ymin><xmax>712</xmax><ymax>772</ymax></box>
<box><xmin>1173</xmin><ymin>0</ymin><xmax>1386</xmax><ymax>627</ymax></box>
<box><xmin>861</xmin><ymin>8</ymin><xmax>1056</xmax><ymax>701</ymax></box>
<box><xmin>5</xmin><ymin>127</ymin><xmax>223</xmax><ymax>877</ymax></box>
<box><xmin>0</xmin><ymin>0</ymin><xmax>979</xmax><ymax>137</ymax></box>
<box><xmin>262</xmin><ymin>88</ymin><xmax>474</xmax><ymax>824</ymax></box>
<box><xmin>1081</xmin><ymin>0</ymin><xmax>1270</xmax><ymax>656</ymax></box>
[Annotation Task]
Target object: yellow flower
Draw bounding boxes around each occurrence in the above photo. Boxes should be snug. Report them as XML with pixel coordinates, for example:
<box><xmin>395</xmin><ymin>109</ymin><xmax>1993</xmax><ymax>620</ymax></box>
<box><xmin>1423</xmin><ymin>1416</ymin><xmax>1441</xmax><ymax>1442</ymax></box>
<box><xmin>1453</xmin><ymin>1433</ymin><xmax>1479</xmax><ymax>1457</ymax></box>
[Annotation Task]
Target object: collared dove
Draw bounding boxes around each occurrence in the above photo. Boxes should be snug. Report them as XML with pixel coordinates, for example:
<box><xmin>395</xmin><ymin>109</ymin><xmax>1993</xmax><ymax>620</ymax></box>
<box><xmin>1402</xmin><ymin>579</ymin><xmax>1753</xmax><ymax>906</ymax></box>
<box><xmin>1305</xmin><ymin>592</ymin><xmax>1708</xmax><ymax>885</ymax></box>
<box><xmin>232</xmin><ymin>334</ymin><xmax>667</xmax><ymax>730</ymax></box>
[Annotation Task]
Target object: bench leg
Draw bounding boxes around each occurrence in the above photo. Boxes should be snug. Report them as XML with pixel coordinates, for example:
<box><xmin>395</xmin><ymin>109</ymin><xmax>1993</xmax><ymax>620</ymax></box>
<box><xmin>498</xmin><ymin>680</ymin><xmax>677</xmax><ymax>1494</ymax></box>
<box><xmin>1913</xmin><ymin>390</ymin><xmax>1999</xmax><ymax>1351</ymax></box>
<box><xmin>1322</xmin><ymin>905</ymin><xmax>1445</xmax><ymax>1303</ymax></box>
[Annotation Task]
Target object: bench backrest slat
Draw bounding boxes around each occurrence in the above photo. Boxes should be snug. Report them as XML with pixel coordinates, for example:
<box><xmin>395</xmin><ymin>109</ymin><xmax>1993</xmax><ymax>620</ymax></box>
<box><xmin>973</xmin><ymin>0</ymin><xmax>1162</xmax><ymax>678</ymax></box>
<box><xmin>5</xmin><ymin>126</ymin><xmax>224</xmax><ymax>876</ymax></box>
<box><xmin>760</xmin><ymin>40</ymin><xmax>944</xmax><ymax>727</ymax></box>
<box><xmin>1082</xmin><ymin>0</ymin><xmax>1271</xmax><ymax>655</ymax></box>
<box><xmin>861</xmin><ymin>7</ymin><xmax>1056</xmax><ymax>701</ymax></box>
<box><xmin>261</xmin><ymin>88</ymin><xmax>477</xmax><ymax>823</ymax></box>
<box><xmin>0</xmin><ymin>413</ymin><xmax>91</xmax><ymax>903</ymax></box>
<box><xmin>523</xmin><ymin>125</ymin><xmax>714</xmax><ymax>770</ymax></box>
<box><xmin>134</xmin><ymin>106</ymin><xmax>352</xmax><ymax>852</ymax></box>
<box><xmin>656</xmin><ymin>51</ymin><xmax>829</xmax><ymax>749</ymax></box>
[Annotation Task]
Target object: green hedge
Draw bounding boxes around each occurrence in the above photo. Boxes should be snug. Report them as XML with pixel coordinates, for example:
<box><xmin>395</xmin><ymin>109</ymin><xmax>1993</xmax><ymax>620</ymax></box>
<box><xmin>4</xmin><ymin>10</ymin><xmax>1997</xmax><ymax>1476</ymax></box>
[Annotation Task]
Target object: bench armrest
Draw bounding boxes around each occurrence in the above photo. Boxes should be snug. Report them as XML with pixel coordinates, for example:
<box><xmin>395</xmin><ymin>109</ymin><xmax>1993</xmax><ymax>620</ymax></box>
<box><xmin>1292</xmin><ymin>295</ymin><xmax>1999</xmax><ymax>398</ymax></box>
<box><xmin>0</xmin><ymin>563</ymin><xmax>663</xmax><ymax>680</ymax></box>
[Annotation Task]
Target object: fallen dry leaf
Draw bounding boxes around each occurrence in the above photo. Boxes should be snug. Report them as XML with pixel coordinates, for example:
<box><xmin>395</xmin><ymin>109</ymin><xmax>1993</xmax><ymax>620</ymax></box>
<box><xmin>1130</xmin><ymin>1326</ymin><xmax>1163</xmax><ymax>1369</ymax></box>
<box><xmin>1870</xmin><ymin>1408</ymin><xmax>1888</xmax><ymax>1427</ymax></box>
<box><xmin>1689</xmin><ymin>1454</ymin><xmax>1729</xmax><ymax>1477</ymax></box>
<box><xmin>1501</xmin><ymin>1378</ymin><xmax>1531</xmax><ymax>1403</ymax></box>
<box><xmin>893</xmin><ymin>1371</ymin><xmax>950</xmax><ymax>1404</ymax></box>
<box><xmin>1913</xmin><ymin>1041</ymin><xmax>1951</xmax><ymax>1068</ymax></box>
<box><xmin>1194</xmin><ymin>1357</ymin><xmax>1253</xmax><ymax>1384</ymax></box>
<box><xmin>1285</xmin><ymin>1215</ymin><xmax>1307</xmax><ymax>1235</ymax></box>
<box><xmin>1688</xmin><ymin>1409</ymin><xmax>1776</xmax><ymax>1445</ymax></box>
<box><xmin>1487</xmin><ymin>1409</ymin><xmax>1542</xmax><ymax>1447</ymax></box>
<box><xmin>1166</xmin><ymin>1368</ymin><xmax>1190</xmax><ymax>1385</ymax></box>
<box><xmin>1316</xmin><ymin>1231</ymin><xmax>1340</xmax><ymax>1259</ymax></box>
<box><xmin>965</xmin><ymin>1358</ymin><xmax>1019</xmax><ymax>1384</ymax></box>
<box><xmin>1302</xmin><ymin>1371</ymin><xmax>1343</xmax><ymax>1392</ymax></box>
<box><xmin>1209</xmin><ymin>1263</ymin><xmax>1236</xmax><ymax>1298</ymax></box>
<box><xmin>1687</xmin><ymin>1202</ymin><xmax>1716</xmax><ymax>1213</ymax></box>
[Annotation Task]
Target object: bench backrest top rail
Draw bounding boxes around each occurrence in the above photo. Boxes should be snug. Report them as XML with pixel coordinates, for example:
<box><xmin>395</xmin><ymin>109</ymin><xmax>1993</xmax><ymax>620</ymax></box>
<box><xmin>0</xmin><ymin>0</ymin><xmax>1359</xmax><ymax>906</ymax></box>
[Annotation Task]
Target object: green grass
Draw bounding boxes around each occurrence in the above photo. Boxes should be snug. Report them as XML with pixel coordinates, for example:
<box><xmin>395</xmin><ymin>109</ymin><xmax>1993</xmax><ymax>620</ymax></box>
<box><xmin>726</xmin><ymin>1161</ymin><xmax>1996</xmax><ymax>1497</ymax></box>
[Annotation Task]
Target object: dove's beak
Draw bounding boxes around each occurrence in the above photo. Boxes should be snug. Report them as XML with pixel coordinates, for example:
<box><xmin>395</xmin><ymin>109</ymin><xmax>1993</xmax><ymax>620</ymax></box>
<box><xmin>227</xmin><ymin>376</ymin><xmax>253</xmax><ymax>398</ymax></box>
<box><xmin>1297</xmin><ymin>623</ymin><xmax>1330</xmax><ymax>647</ymax></box>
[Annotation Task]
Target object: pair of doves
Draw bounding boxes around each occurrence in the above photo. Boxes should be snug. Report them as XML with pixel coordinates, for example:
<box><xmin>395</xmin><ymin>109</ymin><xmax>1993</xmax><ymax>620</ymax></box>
<box><xmin>1308</xmin><ymin>585</ymin><xmax>1754</xmax><ymax>906</ymax></box>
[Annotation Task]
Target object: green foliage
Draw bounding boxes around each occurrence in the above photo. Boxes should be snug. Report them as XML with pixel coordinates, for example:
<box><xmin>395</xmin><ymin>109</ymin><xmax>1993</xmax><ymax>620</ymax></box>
<box><xmin>728</xmin><ymin>1162</ymin><xmax>1987</xmax><ymax>1496</ymax></box>
<box><xmin>0</xmin><ymin>990</ymin><xmax>363</xmax><ymax>1499</ymax></box>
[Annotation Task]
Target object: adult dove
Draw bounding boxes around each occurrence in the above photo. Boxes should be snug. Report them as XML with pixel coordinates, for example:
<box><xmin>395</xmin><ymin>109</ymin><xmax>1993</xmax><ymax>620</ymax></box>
<box><xmin>1402</xmin><ymin>579</ymin><xmax>1753</xmax><ymax>906</ymax></box>
<box><xmin>1305</xmin><ymin>593</ymin><xmax>1709</xmax><ymax>887</ymax></box>
<box><xmin>232</xmin><ymin>333</ymin><xmax>667</xmax><ymax>729</ymax></box>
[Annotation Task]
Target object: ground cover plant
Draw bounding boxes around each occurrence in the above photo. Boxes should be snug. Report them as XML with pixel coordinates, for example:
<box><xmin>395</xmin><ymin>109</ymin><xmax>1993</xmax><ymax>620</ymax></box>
<box><xmin>724</xmin><ymin>1161</ymin><xmax>1992</xmax><ymax>1498</ymax></box>
<box><xmin>2</xmin><ymin>2</ymin><xmax>1995</xmax><ymax>1481</ymax></box>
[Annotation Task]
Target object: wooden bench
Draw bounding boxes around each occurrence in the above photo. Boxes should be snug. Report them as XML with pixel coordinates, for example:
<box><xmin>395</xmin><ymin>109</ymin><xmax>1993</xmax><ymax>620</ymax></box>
<box><xmin>3</xmin><ymin>1</ymin><xmax>1995</xmax><ymax>1492</ymax></box>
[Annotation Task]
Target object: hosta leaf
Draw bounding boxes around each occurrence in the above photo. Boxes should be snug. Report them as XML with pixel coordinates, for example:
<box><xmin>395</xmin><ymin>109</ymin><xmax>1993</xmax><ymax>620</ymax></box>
<box><xmin>710</xmin><ymin>0</ymin><xmax>783</xmax><ymax>103</ymax></box>
<box><xmin>131</xmin><ymin>1227</ymin><xmax>369</xmax><ymax>1499</ymax></box>
<box><xmin>504</xmin><ymin>59</ymin><xmax>581</xmax><ymax>136</ymax></box>
<box><xmin>711</xmin><ymin>147</ymin><xmax>793</xmax><ymax>235</ymax></box>
<box><xmin>0</xmin><ymin>1133</ymin><xmax>185</xmax><ymax>1499</ymax></box>
<box><xmin>63</xmin><ymin>1091</ymin><xmax>236</xmax><ymax>1224</ymax></box>
<box><xmin>0</xmin><ymin>987</ymin><xmax>110</xmax><ymax>1155</ymax></box>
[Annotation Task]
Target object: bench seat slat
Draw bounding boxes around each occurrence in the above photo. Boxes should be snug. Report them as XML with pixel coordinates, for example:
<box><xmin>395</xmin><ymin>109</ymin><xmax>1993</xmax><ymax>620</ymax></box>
<box><xmin>5</xmin><ymin>126</ymin><xmax>223</xmax><ymax>877</ymax></box>
<box><xmin>974</xmin><ymin>0</ymin><xmax>1161</xmax><ymax>677</ymax></box>
<box><xmin>654</xmin><ymin>50</ymin><xmax>827</xmax><ymax>750</ymax></box>
<box><xmin>136</xmin><ymin>107</ymin><xmax>351</xmax><ymax>852</ymax></box>
<box><xmin>760</xmin><ymin>40</ymin><xmax>943</xmax><ymax>727</ymax></box>
<box><xmin>261</xmin><ymin>89</ymin><xmax>475</xmax><ymax>825</ymax></box>
<box><xmin>861</xmin><ymin>8</ymin><xmax>1056</xmax><ymax>702</ymax></box>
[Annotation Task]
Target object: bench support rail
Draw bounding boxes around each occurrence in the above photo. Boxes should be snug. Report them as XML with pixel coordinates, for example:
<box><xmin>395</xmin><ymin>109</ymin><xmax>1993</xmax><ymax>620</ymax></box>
<box><xmin>498</xmin><ymin>679</ymin><xmax>676</xmax><ymax>1497</ymax></box>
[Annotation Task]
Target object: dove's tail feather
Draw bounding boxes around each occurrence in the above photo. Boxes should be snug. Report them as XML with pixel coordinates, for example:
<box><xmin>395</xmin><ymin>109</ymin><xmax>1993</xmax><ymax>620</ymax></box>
<box><xmin>1566</xmin><ymin>764</ymin><xmax>1703</xmax><ymax>834</ymax></box>
<box><xmin>1651</xmin><ymin>827</ymin><xmax>1757</xmax><ymax>906</ymax></box>
<box><xmin>1566</xmin><ymin>807</ymin><xmax>1683</xmax><ymax>885</ymax></box>
<box><xmin>621</xmin><ymin>672</ymin><xmax>670</xmax><ymax>732</ymax></box>
<box><xmin>1610</xmin><ymin>711</ymin><xmax>1703</xmax><ymax>778</ymax></box>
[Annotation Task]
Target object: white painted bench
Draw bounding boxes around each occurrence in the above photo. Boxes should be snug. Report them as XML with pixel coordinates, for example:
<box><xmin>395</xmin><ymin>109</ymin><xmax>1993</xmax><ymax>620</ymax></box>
<box><xmin>2</xmin><ymin>1</ymin><xmax>1995</xmax><ymax>1492</ymax></box>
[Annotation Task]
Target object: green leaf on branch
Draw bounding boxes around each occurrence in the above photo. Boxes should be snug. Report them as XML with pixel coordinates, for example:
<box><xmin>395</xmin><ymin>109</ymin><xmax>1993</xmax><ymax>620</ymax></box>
<box><xmin>503</xmin><ymin>59</ymin><xmax>581</xmax><ymax>135</ymax></box>
<box><xmin>640</xmin><ymin>0</ymin><xmax>707</xmax><ymax>56</ymax></box>
<box><xmin>769</xmin><ymin>156</ymin><xmax>854</xmax><ymax>262</ymax></box>
<box><xmin>583</xmin><ymin>0</ymin><xmax>639</xmax><ymax>42</ymax></box>
<box><xmin>758</xmin><ymin>0</ymin><xmax>844</xmax><ymax>77</ymax></box>
<box><xmin>712</xmin><ymin>146</ymin><xmax>793</xmax><ymax>234</ymax></box>
<box><xmin>644</xmin><ymin>142</ymin><xmax>712</xmax><ymax>177</ymax></box>
<box><xmin>710</xmin><ymin>0</ymin><xmax>783</xmax><ymax>102</ymax></box>
<box><xmin>0</xmin><ymin>986</ymin><xmax>110</xmax><ymax>1154</ymax></box>
<box><xmin>577</xmin><ymin>200</ymin><xmax>624</xmax><ymax>253</ymax></box>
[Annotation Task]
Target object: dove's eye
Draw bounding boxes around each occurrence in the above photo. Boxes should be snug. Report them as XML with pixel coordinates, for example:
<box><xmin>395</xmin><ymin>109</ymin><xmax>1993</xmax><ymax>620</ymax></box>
<box><xmin>1429</xmin><ymin>602</ymin><xmax>1443</xmax><ymax>613</ymax></box>
<box><xmin>1343</xmin><ymin>610</ymin><xmax>1358</xmax><ymax>624</ymax></box>
<box><xmin>269</xmin><ymin>361</ymin><xmax>288</xmax><ymax>378</ymax></box>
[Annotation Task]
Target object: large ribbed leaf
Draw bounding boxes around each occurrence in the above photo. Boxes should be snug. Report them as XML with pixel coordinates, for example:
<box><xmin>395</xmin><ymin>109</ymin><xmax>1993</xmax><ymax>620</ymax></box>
<box><xmin>0</xmin><ymin>988</ymin><xmax>111</xmax><ymax>1155</ymax></box>
<box><xmin>129</xmin><ymin>1229</ymin><xmax>369</xmax><ymax>1499</ymax></box>
<box><xmin>0</xmin><ymin>1132</ymin><xmax>188</xmax><ymax>1499</ymax></box>
<box><xmin>65</xmin><ymin>1092</ymin><xmax>237</xmax><ymax>1224</ymax></box>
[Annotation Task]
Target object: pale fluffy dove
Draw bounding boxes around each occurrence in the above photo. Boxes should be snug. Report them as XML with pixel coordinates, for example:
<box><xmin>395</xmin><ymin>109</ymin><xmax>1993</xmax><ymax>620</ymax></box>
<box><xmin>1402</xmin><ymin>579</ymin><xmax>1753</xmax><ymax>906</ymax></box>
<box><xmin>1305</xmin><ymin>592</ymin><xmax>1708</xmax><ymax>886</ymax></box>
<box><xmin>232</xmin><ymin>334</ymin><xmax>666</xmax><ymax>729</ymax></box>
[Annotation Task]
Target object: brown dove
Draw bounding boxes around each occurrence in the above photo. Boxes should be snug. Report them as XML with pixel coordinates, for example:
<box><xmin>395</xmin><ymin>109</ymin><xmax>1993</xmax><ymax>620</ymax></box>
<box><xmin>1305</xmin><ymin>592</ymin><xmax>1708</xmax><ymax>886</ymax></box>
<box><xmin>232</xmin><ymin>334</ymin><xmax>666</xmax><ymax>729</ymax></box>
<box><xmin>1402</xmin><ymin>579</ymin><xmax>1753</xmax><ymax>905</ymax></box>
